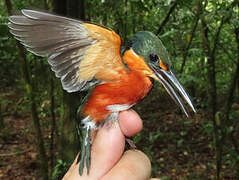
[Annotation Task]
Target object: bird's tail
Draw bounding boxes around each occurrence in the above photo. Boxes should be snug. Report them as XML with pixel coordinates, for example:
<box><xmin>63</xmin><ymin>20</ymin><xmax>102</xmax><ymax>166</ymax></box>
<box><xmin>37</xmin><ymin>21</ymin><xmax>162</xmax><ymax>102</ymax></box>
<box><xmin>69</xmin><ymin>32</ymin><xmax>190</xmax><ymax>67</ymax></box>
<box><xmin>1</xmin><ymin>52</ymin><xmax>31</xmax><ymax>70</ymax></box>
<box><xmin>77</xmin><ymin>125</ymin><xmax>91</xmax><ymax>175</ymax></box>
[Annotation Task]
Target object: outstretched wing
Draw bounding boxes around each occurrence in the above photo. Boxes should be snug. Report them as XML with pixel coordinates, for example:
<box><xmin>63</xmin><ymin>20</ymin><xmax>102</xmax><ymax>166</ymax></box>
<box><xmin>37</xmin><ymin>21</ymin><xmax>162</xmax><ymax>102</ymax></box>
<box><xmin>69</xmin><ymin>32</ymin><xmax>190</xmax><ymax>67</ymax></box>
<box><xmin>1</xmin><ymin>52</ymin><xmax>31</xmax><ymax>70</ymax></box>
<box><xmin>8</xmin><ymin>9</ymin><xmax>125</xmax><ymax>92</ymax></box>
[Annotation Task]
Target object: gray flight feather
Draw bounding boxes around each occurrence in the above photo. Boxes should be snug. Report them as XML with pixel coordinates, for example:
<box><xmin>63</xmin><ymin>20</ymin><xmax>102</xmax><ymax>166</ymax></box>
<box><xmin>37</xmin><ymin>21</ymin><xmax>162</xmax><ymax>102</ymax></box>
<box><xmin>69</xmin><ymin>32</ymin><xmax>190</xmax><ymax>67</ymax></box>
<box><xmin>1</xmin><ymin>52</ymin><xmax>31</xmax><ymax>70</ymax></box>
<box><xmin>8</xmin><ymin>9</ymin><xmax>100</xmax><ymax>92</ymax></box>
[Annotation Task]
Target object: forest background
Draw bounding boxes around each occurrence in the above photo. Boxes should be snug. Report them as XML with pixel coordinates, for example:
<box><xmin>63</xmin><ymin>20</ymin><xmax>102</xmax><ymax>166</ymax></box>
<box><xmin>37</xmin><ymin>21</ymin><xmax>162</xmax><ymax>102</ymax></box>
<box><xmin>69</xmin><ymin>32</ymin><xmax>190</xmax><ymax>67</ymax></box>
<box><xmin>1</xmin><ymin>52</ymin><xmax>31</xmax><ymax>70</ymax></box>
<box><xmin>0</xmin><ymin>0</ymin><xmax>239</xmax><ymax>179</ymax></box>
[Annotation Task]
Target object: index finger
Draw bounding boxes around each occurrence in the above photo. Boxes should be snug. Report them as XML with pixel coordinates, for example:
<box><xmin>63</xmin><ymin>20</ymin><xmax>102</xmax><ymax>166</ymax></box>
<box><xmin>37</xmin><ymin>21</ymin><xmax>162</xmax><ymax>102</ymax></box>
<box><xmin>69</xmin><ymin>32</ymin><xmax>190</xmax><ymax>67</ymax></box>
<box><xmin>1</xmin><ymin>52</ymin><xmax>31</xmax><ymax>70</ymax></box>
<box><xmin>119</xmin><ymin>110</ymin><xmax>143</xmax><ymax>137</ymax></box>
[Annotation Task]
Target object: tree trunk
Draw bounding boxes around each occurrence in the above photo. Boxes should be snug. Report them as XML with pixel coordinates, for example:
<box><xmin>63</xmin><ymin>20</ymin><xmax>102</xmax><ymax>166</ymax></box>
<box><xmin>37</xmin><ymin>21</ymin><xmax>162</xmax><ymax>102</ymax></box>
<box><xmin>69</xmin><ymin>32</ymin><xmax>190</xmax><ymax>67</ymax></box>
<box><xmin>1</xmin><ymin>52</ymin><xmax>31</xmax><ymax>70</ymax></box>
<box><xmin>5</xmin><ymin>0</ymin><xmax>48</xmax><ymax>179</ymax></box>
<box><xmin>123</xmin><ymin>0</ymin><xmax>128</xmax><ymax>43</ymax></box>
<box><xmin>180</xmin><ymin>0</ymin><xmax>202</xmax><ymax>73</ymax></box>
<box><xmin>49</xmin><ymin>73</ymin><xmax>56</xmax><ymax>174</ymax></box>
<box><xmin>67</xmin><ymin>0</ymin><xmax>85</xmax><ymax>20</ymax></box>
<box><xmin>53</xmin><ymin>0</ymin><xmax>86</xmax><ymax>164</ymax></box>
<box><xmin>156</xmin><ymin>1</ymin><xmax>177</xmax><ymax>35</ymax></box>
<box><xmin>200</xmin><ymin>1</ymin><xmax>236</xmax><ymax>179</ymax></box>
<box><xmin>58</xmin><ymin>91</ymin><xmax>81</xmax><ymax>163</ymax></box>
<box><xmin>200</xmin><ymin>12</ymin><xmax>220</xmax><ymax>180</ymax></box>
<box><xmin>0</xmin><ymin>100</ymin><xmax>4</xmax><ymax>129</ymax></box>
<box><xmin>53</xmin><ymin>0</ymin><xmax>67</xmax><ymax>16</ymax></box>
<box><xmin>229</xmin><ymin>27</ymin><xmax>239</xmax><ymax>157</ymax></box>
<box><xmin>225</xmin><ymin>27</ymin><xmax>239</xmax><ymax>126</ymax></box>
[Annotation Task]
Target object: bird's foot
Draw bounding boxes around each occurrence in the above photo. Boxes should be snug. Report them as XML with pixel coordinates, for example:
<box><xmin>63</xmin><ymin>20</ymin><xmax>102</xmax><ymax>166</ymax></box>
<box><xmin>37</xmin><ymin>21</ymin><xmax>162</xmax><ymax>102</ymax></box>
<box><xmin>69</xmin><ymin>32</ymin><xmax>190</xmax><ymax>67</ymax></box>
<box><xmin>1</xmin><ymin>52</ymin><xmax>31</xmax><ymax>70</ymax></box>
<box><xmin>126</xmin><ymin>138</ymin><xmax>137</xmax><ymax>149</ymax></box>
<box><xmin>101</xmin><ymin>111</ymin><xmax>119</xmax><ymax>129</ymax></box>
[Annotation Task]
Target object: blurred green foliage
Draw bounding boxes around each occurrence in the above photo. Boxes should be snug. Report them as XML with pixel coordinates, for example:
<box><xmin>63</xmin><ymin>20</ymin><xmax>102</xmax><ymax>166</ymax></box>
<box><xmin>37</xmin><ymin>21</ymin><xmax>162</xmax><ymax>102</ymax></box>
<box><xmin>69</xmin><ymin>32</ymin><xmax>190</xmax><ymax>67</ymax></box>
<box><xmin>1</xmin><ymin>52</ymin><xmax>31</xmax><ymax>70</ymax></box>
<box><xmin>1</xmin><ymin>0</ymin><xmax>239</xmax><ymax>179</ymax></box>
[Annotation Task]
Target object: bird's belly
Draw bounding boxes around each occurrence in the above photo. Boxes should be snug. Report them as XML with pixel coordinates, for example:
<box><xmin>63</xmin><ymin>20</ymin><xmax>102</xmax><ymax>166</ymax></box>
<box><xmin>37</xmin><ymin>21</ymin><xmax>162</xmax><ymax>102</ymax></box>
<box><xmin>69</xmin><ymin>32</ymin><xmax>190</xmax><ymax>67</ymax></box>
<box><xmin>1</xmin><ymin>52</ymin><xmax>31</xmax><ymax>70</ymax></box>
<box><xmin>81</xmin><ymin>71</ymin><xmax>153</xmax><ymax>123</ymax></box>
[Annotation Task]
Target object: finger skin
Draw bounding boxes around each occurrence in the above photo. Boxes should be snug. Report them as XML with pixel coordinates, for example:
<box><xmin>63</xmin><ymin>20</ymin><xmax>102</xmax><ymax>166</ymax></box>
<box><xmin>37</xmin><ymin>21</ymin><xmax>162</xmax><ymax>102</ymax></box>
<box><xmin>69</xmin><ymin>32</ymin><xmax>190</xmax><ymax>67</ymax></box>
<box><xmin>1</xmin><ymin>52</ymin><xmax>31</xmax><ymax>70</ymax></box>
<box><xmin>63</xmin><ymin>122</ymin><xmax>125</xmax><ymax>179</ymax></box>
<box><xmin>102</xmin><ymin>150</ymin><xmax>151</xmax><ymax>180</ymax></box>
<box><xmin>63</xmin><ymin>154</ymin><xmax>80</xmax><ymax>180</ymax></box>
<box><xmin>89</xmin><ymin>122</ymin><xmax>125</xmax><ymax>178</ymax></box>
<box><xmin>119</xmin><ymin>110</ymin><xmax>143</xmax><ymax>137</ymax></box>
<box><xmin>90</xmin><ymin>110</ymin><xmax>143</xmax><ymax>178</ymax></box>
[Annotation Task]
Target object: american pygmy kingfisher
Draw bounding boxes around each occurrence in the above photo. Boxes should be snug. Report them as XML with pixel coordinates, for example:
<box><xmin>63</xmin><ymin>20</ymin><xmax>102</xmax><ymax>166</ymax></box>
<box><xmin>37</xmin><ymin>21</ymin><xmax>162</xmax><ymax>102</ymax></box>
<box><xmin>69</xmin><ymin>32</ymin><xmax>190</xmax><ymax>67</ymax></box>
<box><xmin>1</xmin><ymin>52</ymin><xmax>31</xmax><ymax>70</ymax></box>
<box><xmin>8</xmin><ymin>10</ymin><xmax>196</xmax><ymax>175</ymax></box>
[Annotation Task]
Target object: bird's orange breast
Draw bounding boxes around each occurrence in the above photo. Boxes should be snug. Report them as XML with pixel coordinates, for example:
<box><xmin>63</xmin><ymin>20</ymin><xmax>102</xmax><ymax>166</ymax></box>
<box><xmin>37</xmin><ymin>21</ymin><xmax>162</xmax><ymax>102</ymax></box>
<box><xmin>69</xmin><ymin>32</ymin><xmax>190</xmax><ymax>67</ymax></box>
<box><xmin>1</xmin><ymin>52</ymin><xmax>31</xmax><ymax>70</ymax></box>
<box><xmin>81</xmin><ymin>49</ymin><xmax>153</xmax><ymax>123</ymax></box>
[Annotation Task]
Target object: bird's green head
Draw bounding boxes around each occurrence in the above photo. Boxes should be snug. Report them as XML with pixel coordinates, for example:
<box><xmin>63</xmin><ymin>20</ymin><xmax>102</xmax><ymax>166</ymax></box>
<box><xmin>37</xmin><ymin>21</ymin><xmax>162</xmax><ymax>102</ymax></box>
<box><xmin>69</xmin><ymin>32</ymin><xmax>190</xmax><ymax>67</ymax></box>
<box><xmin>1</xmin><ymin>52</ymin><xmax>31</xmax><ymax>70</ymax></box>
<box><xmin>129</xmin><ymin>31</ymin><xmax>195</xmax><ymax>116</ymax></box>
<box><xmin>131</xmin><ymin>31</ymin><xmax>171</xmax><ymax>70</ymax></box>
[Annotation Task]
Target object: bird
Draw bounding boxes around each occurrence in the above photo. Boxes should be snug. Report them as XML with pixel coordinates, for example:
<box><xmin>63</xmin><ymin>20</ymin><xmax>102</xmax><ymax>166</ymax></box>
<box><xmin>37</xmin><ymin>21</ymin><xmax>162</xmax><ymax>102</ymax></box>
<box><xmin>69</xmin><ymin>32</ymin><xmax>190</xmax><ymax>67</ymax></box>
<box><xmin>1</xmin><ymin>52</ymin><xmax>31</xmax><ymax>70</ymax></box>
<box><xmin>8</xmin><ymin>9</ymin><xmax>196</xmax><ymax>175</ymax></box>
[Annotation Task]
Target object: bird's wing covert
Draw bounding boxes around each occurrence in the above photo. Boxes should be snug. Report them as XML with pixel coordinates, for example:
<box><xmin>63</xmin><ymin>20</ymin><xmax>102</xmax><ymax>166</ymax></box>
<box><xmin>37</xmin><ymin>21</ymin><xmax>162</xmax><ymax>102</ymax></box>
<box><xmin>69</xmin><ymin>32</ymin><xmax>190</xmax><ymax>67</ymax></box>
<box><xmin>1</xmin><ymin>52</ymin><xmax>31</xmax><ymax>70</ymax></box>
<box><xmin>8</xmin><ymin>9</ymin><xmax>125</xmax><ymax>92</ymax></box>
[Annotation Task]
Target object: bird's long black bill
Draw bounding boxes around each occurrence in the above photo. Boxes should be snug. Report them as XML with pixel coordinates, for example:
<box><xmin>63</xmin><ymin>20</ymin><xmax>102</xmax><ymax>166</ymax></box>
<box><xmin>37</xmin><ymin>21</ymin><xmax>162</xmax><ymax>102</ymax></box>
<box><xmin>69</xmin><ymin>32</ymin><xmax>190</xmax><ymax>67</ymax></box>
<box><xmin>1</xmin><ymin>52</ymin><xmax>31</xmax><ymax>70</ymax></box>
<box><xmin>150</xmin><ymin>65</ymin><xmax>196</xmax><ymax>117</ymax></box>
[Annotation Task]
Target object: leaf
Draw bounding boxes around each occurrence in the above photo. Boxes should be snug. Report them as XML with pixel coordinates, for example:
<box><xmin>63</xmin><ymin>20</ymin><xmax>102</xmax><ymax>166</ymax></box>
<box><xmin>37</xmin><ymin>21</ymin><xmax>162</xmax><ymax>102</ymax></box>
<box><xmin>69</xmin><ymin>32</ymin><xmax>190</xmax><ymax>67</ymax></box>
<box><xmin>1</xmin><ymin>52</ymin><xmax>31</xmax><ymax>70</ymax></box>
<box><xmin>160</xmin><ymin>29</ymin><xmax>177</xmax><ymax>38</ymax></box>
<box><xmin>187</xmin><ymin>34</ymin><xmax>192</xmax><ymax>42</ymax></box>
<box><xmin>215</xmin><ymin>112</ymin><xmax>221</xmax><ymax>126</ymax></box>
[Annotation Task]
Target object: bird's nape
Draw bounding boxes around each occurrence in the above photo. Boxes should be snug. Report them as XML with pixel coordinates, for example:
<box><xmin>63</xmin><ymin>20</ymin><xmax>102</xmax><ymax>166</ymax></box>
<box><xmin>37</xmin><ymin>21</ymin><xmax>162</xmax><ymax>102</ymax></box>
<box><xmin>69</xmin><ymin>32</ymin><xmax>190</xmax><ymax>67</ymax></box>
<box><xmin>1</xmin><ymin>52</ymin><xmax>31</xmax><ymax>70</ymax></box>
<box><xmin>149</xmin><ymin>63</ymin><xmax>196</xmax><ymax>116</ymax></box>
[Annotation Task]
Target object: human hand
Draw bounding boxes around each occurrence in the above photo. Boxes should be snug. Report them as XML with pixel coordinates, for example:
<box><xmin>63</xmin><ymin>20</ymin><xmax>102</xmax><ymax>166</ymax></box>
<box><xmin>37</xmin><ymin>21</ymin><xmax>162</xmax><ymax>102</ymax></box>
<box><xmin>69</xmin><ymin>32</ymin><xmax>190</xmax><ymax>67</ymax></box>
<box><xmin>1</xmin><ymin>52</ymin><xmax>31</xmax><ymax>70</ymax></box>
<box><xmin>63</xmin><ymin>110</ymin><xmax>160</xmax><ymax>180</ymax></box>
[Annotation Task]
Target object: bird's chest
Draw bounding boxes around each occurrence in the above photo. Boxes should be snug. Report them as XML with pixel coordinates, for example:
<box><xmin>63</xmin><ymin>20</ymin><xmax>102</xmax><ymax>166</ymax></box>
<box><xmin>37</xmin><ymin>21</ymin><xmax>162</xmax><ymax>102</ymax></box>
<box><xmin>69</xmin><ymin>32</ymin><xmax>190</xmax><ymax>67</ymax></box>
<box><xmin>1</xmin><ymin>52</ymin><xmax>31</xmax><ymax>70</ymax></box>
<box><xmin>95</xmin><ymin>71</ymin><xmax>153</xmax><ymax>105</ymax></box>
<box><xmin>82</xmin><ymin>71</ymin><xmax>152</xmax><ymax>122</ymax></box>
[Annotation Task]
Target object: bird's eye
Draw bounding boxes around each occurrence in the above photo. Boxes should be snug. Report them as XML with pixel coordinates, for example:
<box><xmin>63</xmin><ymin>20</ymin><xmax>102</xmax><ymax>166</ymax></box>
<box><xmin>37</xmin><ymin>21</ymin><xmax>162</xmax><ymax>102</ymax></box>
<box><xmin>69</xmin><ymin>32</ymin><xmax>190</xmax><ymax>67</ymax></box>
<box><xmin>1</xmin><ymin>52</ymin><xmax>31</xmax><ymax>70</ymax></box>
<box><xmin>149</xmin><ymin>53</ymin><xmax>159</xmax><ymax>63</ymax></box>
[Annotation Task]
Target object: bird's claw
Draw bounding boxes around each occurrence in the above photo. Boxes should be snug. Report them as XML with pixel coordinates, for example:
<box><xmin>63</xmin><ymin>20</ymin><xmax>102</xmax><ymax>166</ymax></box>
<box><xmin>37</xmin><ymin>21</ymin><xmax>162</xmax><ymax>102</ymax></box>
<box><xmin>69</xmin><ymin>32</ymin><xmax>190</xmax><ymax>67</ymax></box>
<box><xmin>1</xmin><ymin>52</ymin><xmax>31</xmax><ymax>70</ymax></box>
<box><xmin>126</xmin><ymin>138</ymin><xmax>137</xmax><ymax>149</ymax></box>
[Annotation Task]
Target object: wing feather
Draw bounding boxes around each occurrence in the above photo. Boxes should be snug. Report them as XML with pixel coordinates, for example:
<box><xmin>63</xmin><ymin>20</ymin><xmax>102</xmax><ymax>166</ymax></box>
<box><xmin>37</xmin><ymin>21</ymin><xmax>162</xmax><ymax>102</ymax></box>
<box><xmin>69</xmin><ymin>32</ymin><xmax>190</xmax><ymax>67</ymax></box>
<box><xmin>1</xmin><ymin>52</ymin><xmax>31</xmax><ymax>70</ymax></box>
<box><xmin>8</xmin><ymin>9</ymin><xmax>125</xmax><ymax>92</ymax></box>
<box><xmin>48</xmin><ymin>48</ymin><xmax>86</xmax><ymax>66</ymax></box>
